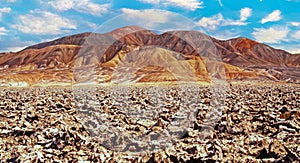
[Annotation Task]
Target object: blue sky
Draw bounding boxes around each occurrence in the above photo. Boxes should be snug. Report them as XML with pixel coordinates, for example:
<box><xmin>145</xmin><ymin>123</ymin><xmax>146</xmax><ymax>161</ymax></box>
<box><xmin>0</xmin><ymin>0</ymin><xmax>299</xmax><ymax>53</ymax></box>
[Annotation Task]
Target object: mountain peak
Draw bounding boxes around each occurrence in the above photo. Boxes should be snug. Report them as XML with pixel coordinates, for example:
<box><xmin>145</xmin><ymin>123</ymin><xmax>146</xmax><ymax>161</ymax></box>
<box><xmin>109</xmin><ymin>26</ymin><xmax>147</xmax><ymax>33</ymax></box>
<box><xmin>25</xmin><ymin>32</ymin><xmax>94</xmax><ymax>50</ymax></box>
<box><xmin>108</xmin><ymin>26</ymin><xmax>156</xmax><ymax>40</ymax></box>
<box><xmin>234</xmin><ymin>37</ymin><xmax>259</xmax><ymax>50</ymax></box>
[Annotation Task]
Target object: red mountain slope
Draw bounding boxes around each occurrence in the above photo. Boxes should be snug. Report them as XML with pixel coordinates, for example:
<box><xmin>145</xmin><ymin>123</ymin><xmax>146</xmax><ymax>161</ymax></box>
<box><xmin>0</xmin><ymin>26</ymin><xmax>299</xmax><ymax>86</ymax></box>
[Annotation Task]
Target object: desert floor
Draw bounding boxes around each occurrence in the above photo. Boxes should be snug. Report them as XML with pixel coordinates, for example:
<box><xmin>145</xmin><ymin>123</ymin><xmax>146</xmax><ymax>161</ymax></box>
<box><xmin>0</xmin><ymin>83</ymin><xmax>299</xmax><ymax>162</ymax></box>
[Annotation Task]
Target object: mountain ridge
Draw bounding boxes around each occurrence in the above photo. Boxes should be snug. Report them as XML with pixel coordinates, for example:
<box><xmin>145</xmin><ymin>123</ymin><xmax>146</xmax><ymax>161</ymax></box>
<box><xmin>0</xmin><ymin>26</ymin><xmax>299</xmax><ymax>86</ymax></box>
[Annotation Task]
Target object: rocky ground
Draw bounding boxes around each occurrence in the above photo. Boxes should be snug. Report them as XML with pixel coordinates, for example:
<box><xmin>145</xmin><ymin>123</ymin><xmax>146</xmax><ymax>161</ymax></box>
<box><xmin>0</xmin><ymin>83</ymin><xmax>299</xmax><ymax>162</ymax></box>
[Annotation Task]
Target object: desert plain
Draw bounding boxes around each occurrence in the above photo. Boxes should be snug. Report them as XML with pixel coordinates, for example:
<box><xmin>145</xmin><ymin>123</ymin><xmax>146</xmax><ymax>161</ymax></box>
<box><xmin>0</xmin><ymin>82</ymin><xmax>299</xmax><ymax>162</ymax></box>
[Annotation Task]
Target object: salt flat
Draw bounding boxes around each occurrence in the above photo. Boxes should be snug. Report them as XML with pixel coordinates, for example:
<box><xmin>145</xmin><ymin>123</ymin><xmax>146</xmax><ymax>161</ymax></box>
<box><xmin>0</xmin><ymin>84</ymin><xmax>299</xmax><ymax>162</ymax></box>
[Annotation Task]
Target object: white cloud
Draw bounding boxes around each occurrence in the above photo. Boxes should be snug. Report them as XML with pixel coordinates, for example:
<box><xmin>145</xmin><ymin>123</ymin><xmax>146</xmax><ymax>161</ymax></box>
<box><xmin>252</xmin><ymin>26</ymin><xmax>289</xmax><ymax>43</ymax></box>
<box><xmin>121</xmin><ymin>8</ymin><xmax>173</xmax><ymax>28</ymax></box>
<box><xmin>0</xmin><ymin>27</ymin><xmax>8</xmax><ymax>35</ymax></box>
<box><xmin>197</xmin><ymin>8</ymin><xmax>251</xmax><ymax>31</ymax></box>
<box><xmin>217</xmin><ymin>0</ymin><xmax>223</xmax><ymax>7</ymax></box>
<box><xmin>48</xmin><ymin>0</ymin><xmax>110</xmax><ymax>16</ymax></box>
<box><xmin>6</xmin><ymin>0</ymin><xmax>16</xmax><ymax>2</ymax></box>
<box><xmin>117</xmin><ymin>9</ymin><xmax>197</xmax><ymax>32</ymax></box>
<box><xmin>138</xmin><ymin>0</ymin><xmax>160</xmax><ymax>5</ymax></box>
<box><xmin>0</xmin><ymin>8</ymin><xmax>11</xmax><ymax>13</ymax></box>
<box><xmin>213</xmin><ymin>30</ymin><xmax>240</xmax><ymax>40</ymax></box>
<box><xmin>6</xmin><ymin>46</ymin><xmax>26</xmax><ymax>52</ymax></box>
<box><xmin>285</xmin><ymin>48</ymin><xmax>300</xmax><ymax>54</ymax></box>
<box><xmin>137</xmin><ymin>0</ymin><xmax>203</xmax><ymax>11</ymax></box>
<box><xmin>0</xmin><ymin>7</ymin><xmax>11</xmax><ymax>18</ymax></box>
<box><xmin>275</xmin><ymin>44</ymin><xmax>300</xmax><ymax>54</ymax></box>
<box><xmin>87</xmin><ymin>22</ymin><xmax>98</xmax><ymax>30</ymax></box>
<box><xmin>163</xmin><ymin>0</ymin><xmax>203</xmax><ymax>11</ymax></box>
<box><xmin>197</xmin><ymin>13</ymin><xmax>223</xmax><ymax>30</ymax></box>
<box><xmin>76</xmin><ymin>0</ymin><xmax>110</xmax><ymax>17</ymax></box>
<box><xmin>12</xmin><ymin>10</ymin><xmax>77</xmax><ymax>35</ymax></box>
<box><xmin>292</xmin><ymin>30</ymin><xmax>300</xmax><ymax>40</ymax></box>
<box><xmin>48</xmin><ymin>0</ymin><xmax>74</xmax><ymax>11</ymax></box>
<box><xmin>286</xmin><ymin>0</ymin><xmax>299</xmax><ymax>2</ymax></box>
<box><xmin>261</xmin><ymin>10</ymin><xmax>282</xmax><ymax>24</ymax></box>
<box><xmin>223</xmin><ymin>20</ymin><xmax>247</xmax><ymax>26</ymax></box>
<box><xmin>240</xmin><ymin>7</ymin><xmax>252</xmax><ymax>21</ymax></box>
<box><xmin>290</xmin><ymin>22</ymin><xmax>300</xmax><ymax>27</ymax></box>
<box><xmin>0</xmin><ymin>39</ymin><xmax>36</xmax><ymax>52</ymax></box>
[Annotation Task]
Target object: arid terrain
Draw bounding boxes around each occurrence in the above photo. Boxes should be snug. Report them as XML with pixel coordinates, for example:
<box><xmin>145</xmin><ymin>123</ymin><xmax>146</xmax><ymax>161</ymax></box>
<box><xmin>0</xmin><ymin>26</ymin><xmax>299</xmax><ymax>162</ymax></box>
<box><xmin>0</xmin><ymin>83</ymin><xmax>299</xmax><ymax>162</ymax></box>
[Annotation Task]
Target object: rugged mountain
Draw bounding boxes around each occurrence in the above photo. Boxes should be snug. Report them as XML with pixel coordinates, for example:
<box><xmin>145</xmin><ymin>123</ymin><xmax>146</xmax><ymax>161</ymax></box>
<box><xmin>212</xmin><ymin>37</ymin><xmax>296</xmax><ymax>68</ymax></box>
<box><xmin>0</xmin><ymin>26</ymin><xmax>299</xmax><ymax>86</ymax></box>
<box><xmin>24</xmin><ymin>26</ymin><xmax>150</xmax><ymax>50</ymax></box>
<box><xmin>24</xmin><ymin>33</ymin><xmax>92</xmax><ymax>50</ymax></box>
<box><xmin>0</xmin><ymin>45</ymin><xmax>79</xmax><ymax>86</ymax></box>
<box><xmin>212</xmin><ymin>38</ymin><xmax>300</xmax><ymax>81</ymax></box>
<box><xmin>286</xmin><ymin>53</ymin><xmax>300</xmax><ymax>67</ymax></box>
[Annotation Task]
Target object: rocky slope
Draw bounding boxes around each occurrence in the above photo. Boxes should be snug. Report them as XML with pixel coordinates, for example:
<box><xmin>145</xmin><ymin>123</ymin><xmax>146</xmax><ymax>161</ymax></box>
<box><xmin>0</xmin><ymin>26</ymin><xmax>299</xmax><ymax>86</ymax></box>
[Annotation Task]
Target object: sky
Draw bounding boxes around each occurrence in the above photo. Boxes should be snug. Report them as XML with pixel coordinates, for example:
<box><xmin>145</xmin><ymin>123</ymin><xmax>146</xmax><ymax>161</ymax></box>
<box><xmin>0</xmin><ymin>0</ymin><xmax>300</xmax><ymax>53</ymax></box>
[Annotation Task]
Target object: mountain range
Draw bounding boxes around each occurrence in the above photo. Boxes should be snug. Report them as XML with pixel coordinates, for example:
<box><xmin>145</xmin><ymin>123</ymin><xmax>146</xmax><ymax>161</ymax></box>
<box><xmin>0</xmin><ymin>26</ymin><xmax>299</xmax><ymax>86</ymax></box>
